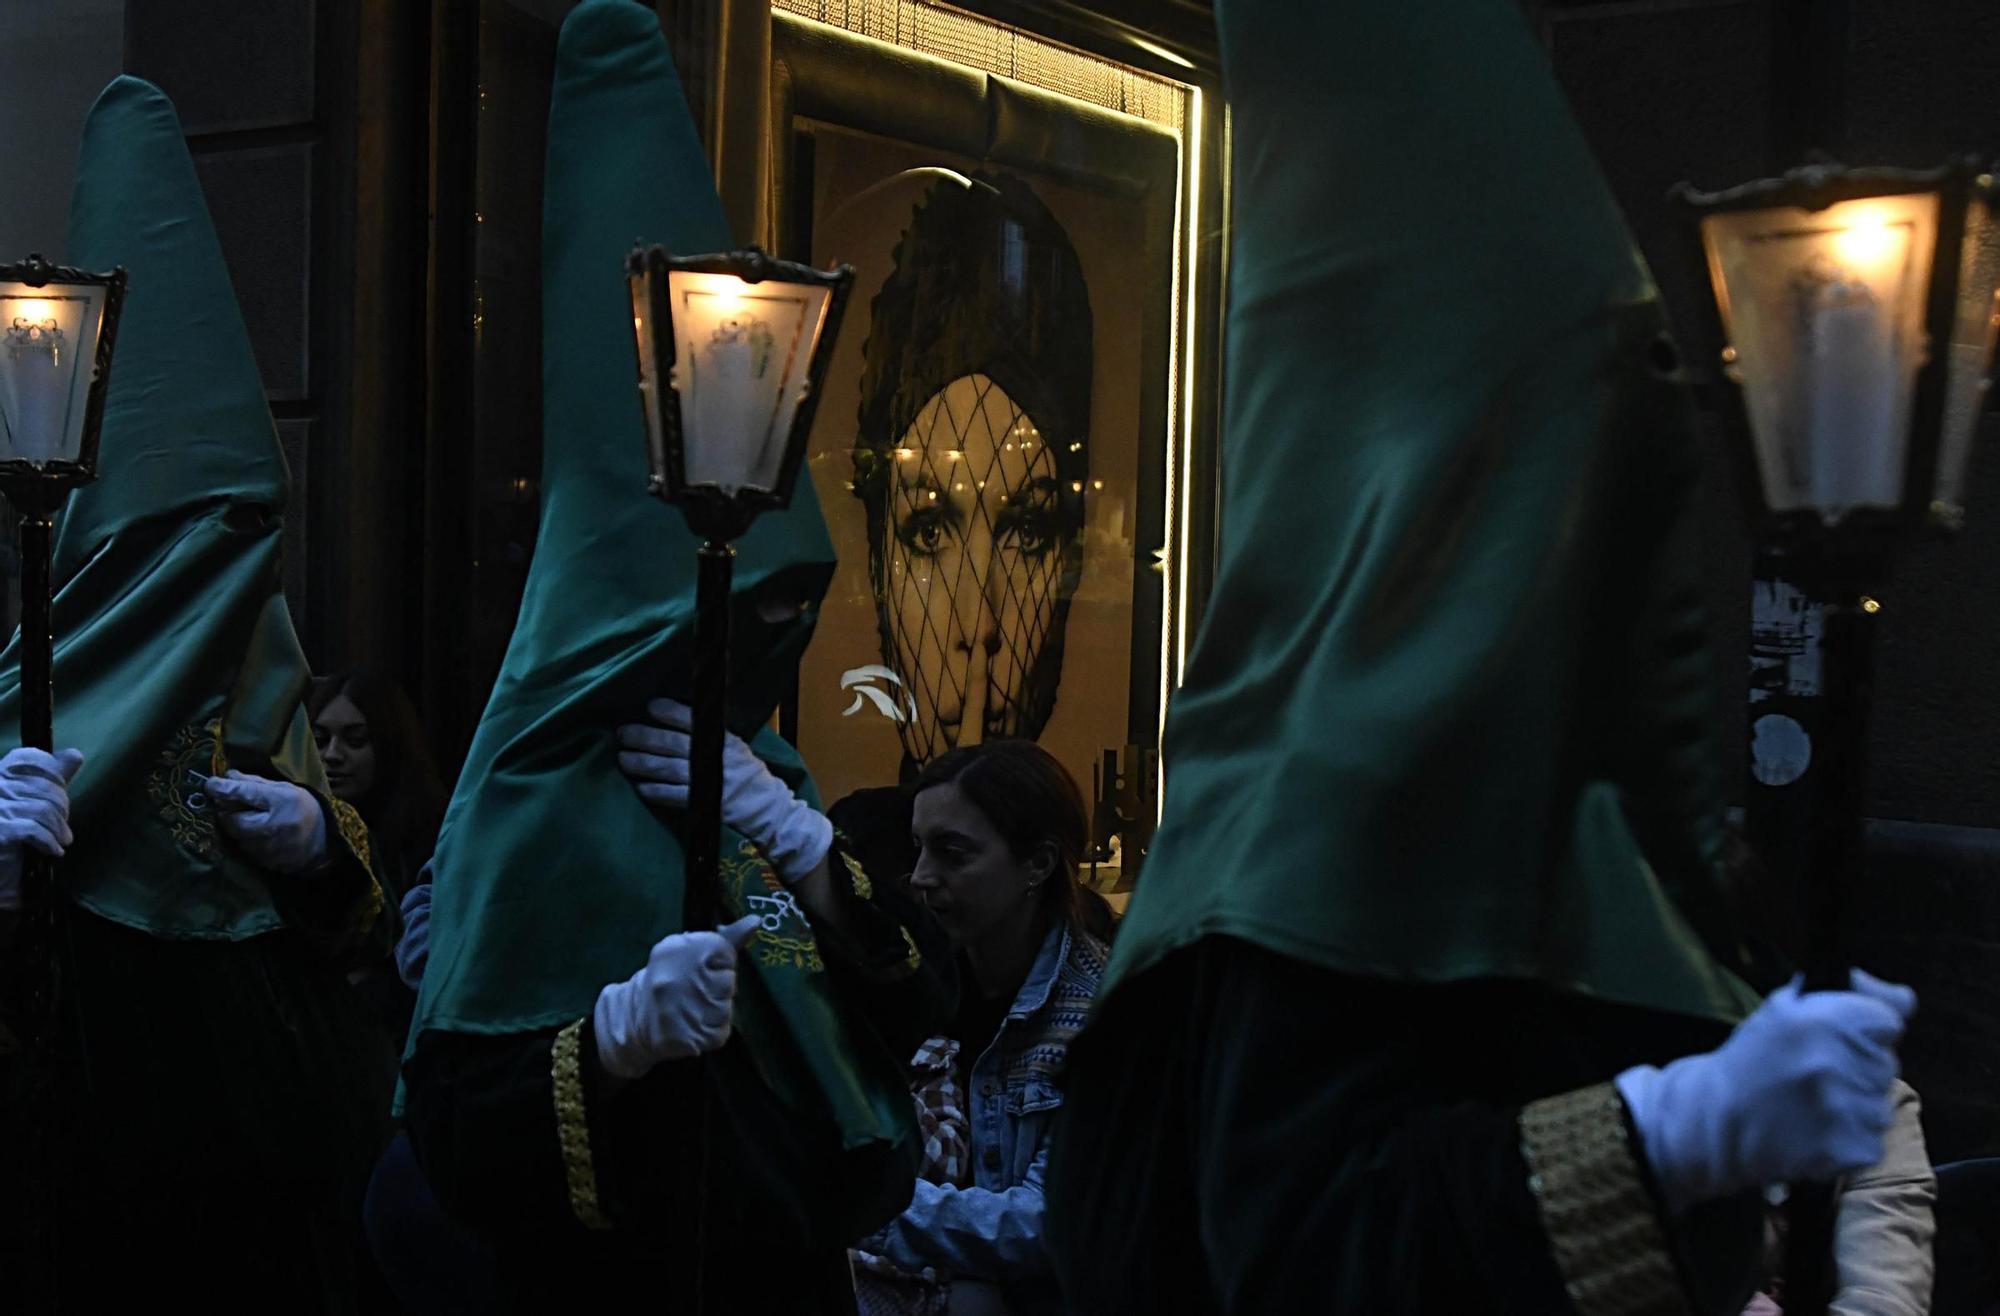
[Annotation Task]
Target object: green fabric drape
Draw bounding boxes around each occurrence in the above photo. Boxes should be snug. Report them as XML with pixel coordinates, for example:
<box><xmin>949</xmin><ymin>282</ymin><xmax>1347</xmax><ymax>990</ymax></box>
<box><xmin>409</xmin><ymin>0</ymin><xmax>915</xmax><ymax>1244</ymax></box>
<box><xmin>1107</xmin><ymin>0</ymin><xmax>1757</xmax><ymax>1023</ymax></box>
<box><xmin>0</xmin><ymin>76</ymin><xmax>330</xmax><ymax>939</ymax></box>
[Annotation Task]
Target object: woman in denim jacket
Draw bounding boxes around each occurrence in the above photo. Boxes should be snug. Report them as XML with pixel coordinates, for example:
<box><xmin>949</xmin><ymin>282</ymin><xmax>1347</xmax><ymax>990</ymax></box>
<box><xmin>855</xmin><ymin>740</ymin><xmax>1115</xmax><ymax>1315</ymax></box>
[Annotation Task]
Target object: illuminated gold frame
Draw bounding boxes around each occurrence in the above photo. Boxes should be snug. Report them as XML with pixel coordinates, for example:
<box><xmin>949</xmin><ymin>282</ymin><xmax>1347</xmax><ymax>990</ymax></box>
<box><xmin>684</xmin><ymin>0</ymin><xmax>1225</xmax><ymax>798</ymax></box>
<box><xmin>656</xmin><ymin>0</ymin><xmax>1225</xmax><ymax>850</ymax></box>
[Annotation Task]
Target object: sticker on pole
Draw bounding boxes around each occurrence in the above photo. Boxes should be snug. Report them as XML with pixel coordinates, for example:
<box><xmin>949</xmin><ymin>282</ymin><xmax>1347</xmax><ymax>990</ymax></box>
<box><xmin>1750</xmin><ymin>713</ymin><xmax>1812</xmax><ymax>787</ymax></box>
<box><xmin>1749</xmin><ymin>579</ymin><xmax>1823</xmax><ymax>704</ymax></box>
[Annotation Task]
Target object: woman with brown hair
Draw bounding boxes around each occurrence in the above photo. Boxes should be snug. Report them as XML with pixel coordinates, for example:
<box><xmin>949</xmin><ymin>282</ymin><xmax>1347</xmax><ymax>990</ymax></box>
<box><xmin>310</xmin><ymin>669</ymin><xmax>449</xmax><ymax>901</ymax></box>
<box><xmin>312</xmin><ymin>668</ymin><xmax>450</xmax><ymax>1057</ymax></box>
<box><xmin>854</xmin><ymin>739</ymin><xmax>1113</xmax><ymax>1316</ymax></box>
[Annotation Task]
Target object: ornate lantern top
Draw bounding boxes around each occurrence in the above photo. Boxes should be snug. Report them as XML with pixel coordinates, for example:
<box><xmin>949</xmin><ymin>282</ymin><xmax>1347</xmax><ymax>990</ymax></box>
<box><xmin>627</xmin><ymin>245</ymin><xmax>852</xmax><ymax>542</ymax></box>
<box><xmin>0</xmin><ymin>253</ymin><xmax>127</xmax><ymax>497</ymax></box>
<box><xmin>1676</xmin><ymin>160</ymin><xmax>2000</xmax><ymax>540</ymax></box>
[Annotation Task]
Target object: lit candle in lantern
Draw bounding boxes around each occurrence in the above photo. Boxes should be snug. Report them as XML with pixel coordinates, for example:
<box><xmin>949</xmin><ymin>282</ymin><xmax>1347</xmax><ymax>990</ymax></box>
<box><xmin>690</xmin><ymin>304</ymin><xmax>774</xmax><ymax>488</ymax></box>
<box><xmin>1795</xmin><ymin>266</ymin><xmax>1898</xmax><ymax>511</ymax></box>
<box><xmin>1679</xmin><ymin>159</ymin><xmax>2000</xmax><ymax>534</ymax></box>
<box><xmin>664</xmin><ymin>271</ymin><xmax>829</xmax><ymax>495</ymax></box>
<box><xmin>1</xmin><ymin>297</ymin><xmax>72</xmax><ymax>464</ymax></box>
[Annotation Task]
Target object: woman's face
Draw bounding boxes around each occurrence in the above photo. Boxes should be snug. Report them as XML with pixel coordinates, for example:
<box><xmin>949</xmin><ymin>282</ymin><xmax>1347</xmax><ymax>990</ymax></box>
<box><xmin>908</xmin><ymin>781</ymin><xmax>1044</xmax><ymax>949</ymax></box>
<box><xmin>879</xmin><ymin>372</ymin><xmax>1070</xmax><ymax>762</ymax></box>
<box><xmin>312</xmin><ymin>693</ymin><xmax>376</xmax><ymax>804</ymax></box>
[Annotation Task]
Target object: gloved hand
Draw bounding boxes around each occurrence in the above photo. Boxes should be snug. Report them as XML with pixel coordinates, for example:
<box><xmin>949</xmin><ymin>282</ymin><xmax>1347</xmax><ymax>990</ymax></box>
<box><xmin>593</xmin><ymin>914</ymin><xmax>761</xmax><ymax>1079</ymax></box>
<box><xmin>1615</xmin><ymin>970</ymin><xmax>1915</xmax><ymax>1215</ymax></box>
<box><xmin>203</xmin><ymin>770</ymin><xmax>329</xmax><ymax>875</ymax></box>
<box><xmin>397</xmin><ymin>882</ymin><xmax>433</xmax><ymax>989</ymax></box>
<box><xmin>617</xmin><ymin>698</ymin><xmax>834</xmax><ymax>886</ymax></box>
<box><xmin>0</xmin><ymin>748</ymin><xmax>84</xmax><ymax>912</ymax></box>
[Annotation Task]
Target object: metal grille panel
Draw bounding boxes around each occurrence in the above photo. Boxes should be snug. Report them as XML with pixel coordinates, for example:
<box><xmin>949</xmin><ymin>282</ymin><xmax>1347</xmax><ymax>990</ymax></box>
<box><xmin>772</xmin><ymin>0</ymin><xmax>1187</xmax><ymax>131</ymax></box>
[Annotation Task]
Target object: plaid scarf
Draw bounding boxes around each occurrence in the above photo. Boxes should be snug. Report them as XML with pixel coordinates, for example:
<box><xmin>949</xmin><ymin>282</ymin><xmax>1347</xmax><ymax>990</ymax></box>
<box><xmin>853</xmin><ymin>1036</ymin><xmax>967</xmax><ymax>1316</ymax></box>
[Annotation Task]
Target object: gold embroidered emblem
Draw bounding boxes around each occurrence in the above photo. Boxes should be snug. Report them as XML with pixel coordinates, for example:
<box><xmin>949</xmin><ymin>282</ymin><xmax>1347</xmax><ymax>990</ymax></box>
<box><xmin>145</xmin><ymin>722</ymin><xmax>225</xmax><ymax>860</ymax></box>
<box><xmin>722</xmin><ymin>840</ymin><xmax>823</xmax><ymax>973</ymax></box>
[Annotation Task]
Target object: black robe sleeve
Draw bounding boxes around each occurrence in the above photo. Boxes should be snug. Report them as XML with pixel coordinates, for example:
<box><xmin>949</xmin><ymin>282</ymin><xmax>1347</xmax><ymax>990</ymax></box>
<box><xmin>270</xmin><ymin>793</ymin><xmax>397</xmax><ymax>967</ymax></box>
<box><xmin>401</xmin><ymin>1021</ymin><xmax>853</xmax><ymax>1312</ymax></box>
<box><xmin>405</xmin><ymin>830</ymin><xmax>951</xmax><ymax>1243</ymax></box>
<box><xmin>403</xmin><ymin>1016</ymin><xmax>703</xmax><ymax>1240</ymax></box>
<box><xmin>814</xmin><ymin>830</ymin><xmax>957</xmax><ymax>1061</ymax></box>
<box><xmin>1043</xmin><ymin>942</ymin><xmax>1763</xmax><ymax>1316</ymax></box>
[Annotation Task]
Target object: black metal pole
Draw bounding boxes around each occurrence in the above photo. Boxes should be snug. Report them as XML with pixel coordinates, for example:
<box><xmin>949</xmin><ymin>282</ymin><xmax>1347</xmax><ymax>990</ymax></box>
<box><xmin>19</xmin><ymin>514</ymin><xmax>51</xmax><ymax>752</ymax></box>
<box><xmin>686</xmin><ymin>537</ymin><xmax>734</xmax><ymax>1316</ymax></box>
<box><xmin>15</xmin><ymin>509</ymin><xmax>57</xmax><ymax>1310</ymax></box>
<box><xmin>686</xmin><ymin>539</ymin><xmax>734</xmax><ymax>934</ymax></box>
<box><xmin>1802</xmin><ymin>587</ymin><xmax>1873</xmax><ymax>993</ymax></box>
<box><xmin>20</xmin><ymin>513</ymin><xmax>56</xmax><ymax>1028</ymax></box>
<box><xmin>1782</xmin><ymin>577</ymin><xmax>1875</xmax><ymax>1316</ymax></box>
<box><xmin>1749</xmin><ymin>546</ymin><xmax>1877</xmax><ymax>1316</ymax></box>
<box><xmin>19</xmin><ymin>513</ymin><xmax>57</xmax><ymax>1024</ymax></box>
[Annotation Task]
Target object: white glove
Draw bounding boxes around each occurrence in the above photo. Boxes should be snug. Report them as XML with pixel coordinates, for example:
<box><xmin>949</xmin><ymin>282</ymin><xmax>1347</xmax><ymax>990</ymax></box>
<box><xmin>617</xmin><ymin>698</ymin><xmax>833</xmax><ymax>886</ymax></box>
<box><xmin>0</xmin><ymin>747</ymin><xmax>84</xmax><ymax>912</ymax></box>
<box><xmin>593</xmin><ymin>913</ymin><xmax>761</xmax><ymax>1079</ymax></box>
<box><xmin>1615</xmin><ymin>970</ymin><xmax>1915</xmax><ymax>1215</ymax></box>
<box><xmin>203</xmin><ymin>769</ymin><xmax>330</xmax><ymax>875</ymax></box>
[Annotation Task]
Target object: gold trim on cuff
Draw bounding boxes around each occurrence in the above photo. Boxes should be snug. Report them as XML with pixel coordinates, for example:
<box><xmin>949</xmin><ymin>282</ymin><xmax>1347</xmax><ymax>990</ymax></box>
<box><xmin>1519</xmin><ymin>1083</ymin><xmax>1684</xmax><ymax>1316</ymax></box>
<box><xmin>327</xmin><ymin>796</ymin><xmax>385</xmax><ymax>939</ymax></box>
<box><xmin>347</xmin><ymin>872</ymin><xmax>386</xmax><ymax>940</ymax></box>
<box><xmin>328</xmin><ymin>796</ymin><xmax>375</xmax><ymax>875</ymax></box>
<box><xmin>552</xmin><ymin>1019</ymin><xmax>612</xmax><ymax>1231</ymax></box>
<box><xmin>895</xmin><ymin>925</ymin><xmax>922</xmax><ymax>978</ymax></box>
<box><xmin>839</xmin><ymin>845</ymin><xmax>873</xmax><ymax>900</ymax></box>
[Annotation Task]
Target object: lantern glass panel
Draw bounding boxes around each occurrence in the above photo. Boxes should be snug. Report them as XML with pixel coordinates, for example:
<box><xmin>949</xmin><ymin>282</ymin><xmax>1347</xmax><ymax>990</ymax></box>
<box><xmin>0</xmin><ymin>280</ymin><xmax>111</xmax><ymax>467</ymax></box>
<box><xmin>1702</xmin><ymin>191</ymin><xmax>1940</xmax><ymax>519</ymax></box>
<box><xmin>630</xmin><ymin>271</ymin><xmax>669</xmax><ymax>488</ymax></box>
<box><xmin>1936</xmin><ymin>198</ymin><xmax>2000</xmax><ymax>513</ymax></box>
<box><xmin>663</xmin><ymin>268</ymin><xmax>832</xmax><ymax>495</ymax></box>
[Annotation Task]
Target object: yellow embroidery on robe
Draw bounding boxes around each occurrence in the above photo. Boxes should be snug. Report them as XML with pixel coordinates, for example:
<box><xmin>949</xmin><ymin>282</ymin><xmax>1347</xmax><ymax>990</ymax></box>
<box><xmin>145</xmin><ymin>722</ymin><xmax>223</xmax><ymax>860</ymax></box>
<box><xmin>326</xmin><ymin>797</ymin><xmax>385</xmax><ymax>937</ymax></box>
<box><xmin>327</xmin><ymin>796</ymin><xmax>374</xmax><ymax>873</ymax></box>
<box><xmin>1519</xmin><ymin>1084</ymin><xmax>1683</xmax><ymax>1316</ymax></box>
<box><xmin>840</xmin><ymin>847</ymin><xmax>873</xmax><ymax>900</ymax></box>
<box><xmin>723</xmin><ymin>840</ymin><xmax>824</xmax><ymax>973</ymax></box>
<box><xmin>552</xmin><ymin>1020</ymin><xmax>611</xmax><ymax>1230</ymax></box>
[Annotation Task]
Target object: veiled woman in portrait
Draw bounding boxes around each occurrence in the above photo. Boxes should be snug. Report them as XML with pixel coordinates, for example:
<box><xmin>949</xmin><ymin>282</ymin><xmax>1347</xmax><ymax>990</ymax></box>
<box><xmin>852</xmin><ymin>171</ymin><xmax>1094</xmax><ymax>779</ymax></box>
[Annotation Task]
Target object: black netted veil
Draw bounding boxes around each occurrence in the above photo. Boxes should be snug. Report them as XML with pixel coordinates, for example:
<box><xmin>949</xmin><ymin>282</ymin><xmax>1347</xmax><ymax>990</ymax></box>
<box><xmin>853</xmin><ymin>171</ymin><xmax>1093</xmax><ymax>771</ymax></box>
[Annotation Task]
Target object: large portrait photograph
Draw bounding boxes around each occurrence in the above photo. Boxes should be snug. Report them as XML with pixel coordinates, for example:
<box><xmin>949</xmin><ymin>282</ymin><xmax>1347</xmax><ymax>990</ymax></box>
<box><xmin>798</xmin><ymin>144</ymin><xmax>1156</xmax><ymax>803</ymax></box>
<box><xmin>774</xmin><ymin>14</ymin><xmax>1194</xmax><ymax>877</ymax></box>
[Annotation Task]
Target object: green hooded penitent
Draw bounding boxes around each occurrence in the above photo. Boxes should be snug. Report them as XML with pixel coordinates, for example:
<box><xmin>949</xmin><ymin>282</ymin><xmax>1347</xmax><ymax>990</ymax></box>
<box><xmin>0</xmin><ymin>76</ymin><xmax>352</xmax><ymax>940</ymax></box>
<box><xmin>409</xmin><ymin>0</ymin><xmax>915</xmax><ymax>1242</ymax></box>
<box><xmin>1108</xmin><ymin>0</ymin><xmax>1756</xmax><ymax>1022</ymax></box>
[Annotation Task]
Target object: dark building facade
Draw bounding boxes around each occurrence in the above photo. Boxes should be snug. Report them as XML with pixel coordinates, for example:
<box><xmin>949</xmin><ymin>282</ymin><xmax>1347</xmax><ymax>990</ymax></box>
<box><xmin>2</xmin><ymin>0</ymin><xmax>1995</xmax><ymax>1155</ymax></box>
